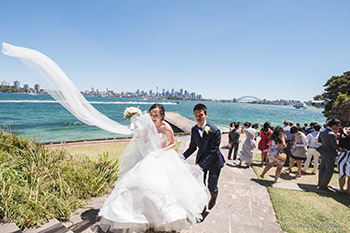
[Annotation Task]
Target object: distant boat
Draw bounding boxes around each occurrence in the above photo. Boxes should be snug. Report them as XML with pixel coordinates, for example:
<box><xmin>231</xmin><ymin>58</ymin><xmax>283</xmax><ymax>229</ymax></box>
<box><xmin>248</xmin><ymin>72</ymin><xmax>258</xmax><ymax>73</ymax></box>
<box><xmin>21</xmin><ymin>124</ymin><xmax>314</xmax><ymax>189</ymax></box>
<box><xmin>294</xmin><ymin>102</ymin><xmax>307</xmax><ymax>109</ymax></box>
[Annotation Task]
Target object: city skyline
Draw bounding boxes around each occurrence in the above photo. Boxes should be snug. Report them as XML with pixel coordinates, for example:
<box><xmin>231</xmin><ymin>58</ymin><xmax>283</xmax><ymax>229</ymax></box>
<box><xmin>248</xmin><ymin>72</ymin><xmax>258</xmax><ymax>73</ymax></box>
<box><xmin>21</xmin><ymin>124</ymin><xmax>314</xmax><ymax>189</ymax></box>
<box><xmin>1</xmin><ymin>79</ymin><xmax>203</xmax><ymax>100</ymax></box>
<box><xmin>1</xmin><ymin>78</ymin><xmax>314</xmax><ymax>104</ymax></box>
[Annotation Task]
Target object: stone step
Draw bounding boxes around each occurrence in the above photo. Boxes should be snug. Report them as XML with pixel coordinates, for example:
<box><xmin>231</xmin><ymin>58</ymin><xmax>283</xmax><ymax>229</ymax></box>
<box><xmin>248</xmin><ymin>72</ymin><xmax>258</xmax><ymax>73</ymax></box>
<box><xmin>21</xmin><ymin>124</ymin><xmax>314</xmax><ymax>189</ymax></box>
<box><xmin>24</xmin><ymin>219</ymin><xmax>73</xmax><ymax>233</ymax></box>
<box><xmin>0</xmin><ymin>222</ymin><xmax>23</xmax><ymax>233</ymax></box>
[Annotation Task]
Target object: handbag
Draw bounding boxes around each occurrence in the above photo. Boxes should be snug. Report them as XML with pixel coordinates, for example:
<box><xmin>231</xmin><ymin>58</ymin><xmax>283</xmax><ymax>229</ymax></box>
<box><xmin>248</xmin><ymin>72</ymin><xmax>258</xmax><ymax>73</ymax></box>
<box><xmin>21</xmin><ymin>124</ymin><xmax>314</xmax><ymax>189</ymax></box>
<box><xmin>277</xmin><ymin>152</ymin><xmax>287</xmax><ymax>162</ymax></box>
<box><xmin>292</xmin><ymin>146</ymin><xmax>307</xmax><ymax>157</ymax></box>
<box><xmin>292</xmin><ymin>135</ymin><xmax>308</xmax><ymax>158</ymax></box>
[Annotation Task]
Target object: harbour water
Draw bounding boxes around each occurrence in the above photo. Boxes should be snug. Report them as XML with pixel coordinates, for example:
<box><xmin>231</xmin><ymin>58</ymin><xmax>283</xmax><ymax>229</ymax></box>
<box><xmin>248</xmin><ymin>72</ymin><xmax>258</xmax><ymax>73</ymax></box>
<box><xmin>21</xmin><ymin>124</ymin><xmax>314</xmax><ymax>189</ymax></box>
<box><xmin>0</xmin><ymin>93</ymin><xmax>326</xmax><ymax>143</ymax></box>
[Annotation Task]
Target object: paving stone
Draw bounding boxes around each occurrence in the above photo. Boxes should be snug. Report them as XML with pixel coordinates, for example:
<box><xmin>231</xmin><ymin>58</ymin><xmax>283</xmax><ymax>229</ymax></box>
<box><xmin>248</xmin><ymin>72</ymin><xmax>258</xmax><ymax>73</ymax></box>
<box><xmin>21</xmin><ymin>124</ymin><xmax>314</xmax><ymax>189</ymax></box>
<box><xmin>0</xmin><ymin>222</ymin><xmax>22</xmax><ymax>233</ymax></box>
<box><xmin>250</xmin><ymin>183</ymin><xmax>275</xmax><ymax>205</ymax></box>
<box><xmin>24</xmin><ymin>219</ymin><xmax>73</xmax><ymax>233</ymax></box>
<box><xmin>272</xmin><ymin>182</ymin><xmax>303</xmax><ymax>191</ymax></box>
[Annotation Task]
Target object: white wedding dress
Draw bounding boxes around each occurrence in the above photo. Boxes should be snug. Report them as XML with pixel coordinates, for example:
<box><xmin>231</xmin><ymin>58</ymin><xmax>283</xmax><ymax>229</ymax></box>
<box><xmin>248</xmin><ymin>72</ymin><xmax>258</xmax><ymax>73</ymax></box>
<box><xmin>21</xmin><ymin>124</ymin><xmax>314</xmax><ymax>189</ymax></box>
<box><xmin>99</xmin><ymin>114</ymin><xmax>208</xmax><ymax>233</ymax></box>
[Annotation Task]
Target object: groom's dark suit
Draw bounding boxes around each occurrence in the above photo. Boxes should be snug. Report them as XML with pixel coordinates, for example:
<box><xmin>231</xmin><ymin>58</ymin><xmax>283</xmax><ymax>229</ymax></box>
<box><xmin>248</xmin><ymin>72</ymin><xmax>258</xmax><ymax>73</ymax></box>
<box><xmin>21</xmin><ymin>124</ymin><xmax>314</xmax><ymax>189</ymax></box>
<box><xmin>183</xmin><ymin>122</ymin><xmax>225</xmax><ymax>201</ymax></box>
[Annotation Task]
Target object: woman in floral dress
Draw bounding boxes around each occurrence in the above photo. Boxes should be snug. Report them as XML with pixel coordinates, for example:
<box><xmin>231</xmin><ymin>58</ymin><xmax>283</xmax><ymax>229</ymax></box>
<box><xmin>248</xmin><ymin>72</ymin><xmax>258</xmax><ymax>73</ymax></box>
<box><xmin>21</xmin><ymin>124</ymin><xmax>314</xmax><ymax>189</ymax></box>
<box><xmin>260</xmin><ymin>126</ymin><xmax>287</xmax><ymax>183</ymax></box>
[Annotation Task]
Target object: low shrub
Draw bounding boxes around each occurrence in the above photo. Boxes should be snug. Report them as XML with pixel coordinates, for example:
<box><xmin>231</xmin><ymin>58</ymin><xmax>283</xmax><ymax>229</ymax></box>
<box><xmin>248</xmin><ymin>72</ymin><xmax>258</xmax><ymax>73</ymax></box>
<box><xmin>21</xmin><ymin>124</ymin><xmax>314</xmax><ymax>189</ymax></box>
<box><xmin>0</xmin><ymin>131</ymin><xmax>119</xmax><ymax>229</ymax></box>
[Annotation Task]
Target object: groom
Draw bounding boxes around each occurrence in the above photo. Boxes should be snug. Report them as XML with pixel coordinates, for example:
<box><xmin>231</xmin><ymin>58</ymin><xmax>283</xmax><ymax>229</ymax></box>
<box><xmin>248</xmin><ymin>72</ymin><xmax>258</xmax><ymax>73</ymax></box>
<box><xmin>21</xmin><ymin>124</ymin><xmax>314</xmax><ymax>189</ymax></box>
<box><xmin>183</xmin><ymin>103</ymin><xmax>225</xmax><ymax>210</ymax></box>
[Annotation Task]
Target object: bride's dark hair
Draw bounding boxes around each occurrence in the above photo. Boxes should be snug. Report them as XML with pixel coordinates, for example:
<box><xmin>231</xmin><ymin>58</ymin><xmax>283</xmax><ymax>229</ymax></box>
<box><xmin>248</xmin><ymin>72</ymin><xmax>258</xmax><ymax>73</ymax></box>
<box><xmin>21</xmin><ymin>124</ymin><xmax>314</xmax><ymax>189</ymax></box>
<box><xmin>149</xmin><ymin>103</ymin><xmax>165</xmax><ymax>120</ymax></box>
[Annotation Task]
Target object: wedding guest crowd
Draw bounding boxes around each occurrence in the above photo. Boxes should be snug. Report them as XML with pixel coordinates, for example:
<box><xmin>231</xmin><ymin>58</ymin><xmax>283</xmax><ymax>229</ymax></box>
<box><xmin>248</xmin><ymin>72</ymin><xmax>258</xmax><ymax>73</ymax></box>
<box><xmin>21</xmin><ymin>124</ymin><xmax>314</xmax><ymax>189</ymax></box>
<box><xmin>226</xmin><ymin>117</ymin><xmax>350</xmax><ymax>194</ymax></box>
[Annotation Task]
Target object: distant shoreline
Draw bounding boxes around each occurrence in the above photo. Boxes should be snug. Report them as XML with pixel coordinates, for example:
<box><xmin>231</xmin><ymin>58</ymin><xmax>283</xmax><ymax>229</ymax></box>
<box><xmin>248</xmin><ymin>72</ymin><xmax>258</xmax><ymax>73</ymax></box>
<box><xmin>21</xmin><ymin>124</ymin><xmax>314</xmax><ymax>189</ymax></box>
<box><xmin>0</xmin><ymin>91</ymin><xmax>317</xmax><ymax>106</ymax></box>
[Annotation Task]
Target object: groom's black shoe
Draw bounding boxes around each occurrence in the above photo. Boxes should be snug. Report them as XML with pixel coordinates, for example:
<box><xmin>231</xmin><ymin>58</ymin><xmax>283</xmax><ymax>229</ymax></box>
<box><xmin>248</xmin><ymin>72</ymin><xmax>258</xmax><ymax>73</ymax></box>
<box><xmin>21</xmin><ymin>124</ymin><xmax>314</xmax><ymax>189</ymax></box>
<box><xmin>196</xmin><ymin>206</ymin><xmax>207</xmax><ymax>223</ymax></box>
<box><xmin>208</xmin><ymin>197</ymin><xmax>216</xmax><ymax>210</ymax></box>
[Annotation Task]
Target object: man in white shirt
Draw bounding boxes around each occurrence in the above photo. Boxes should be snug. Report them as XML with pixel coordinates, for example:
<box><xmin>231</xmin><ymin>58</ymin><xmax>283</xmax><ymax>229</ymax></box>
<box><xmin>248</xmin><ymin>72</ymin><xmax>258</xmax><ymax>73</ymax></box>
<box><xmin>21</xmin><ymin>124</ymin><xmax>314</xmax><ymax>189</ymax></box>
<box><xmin>302</xmin><ymin>123</ymin><xmax>322</xmax><ymax>174</ymax></box>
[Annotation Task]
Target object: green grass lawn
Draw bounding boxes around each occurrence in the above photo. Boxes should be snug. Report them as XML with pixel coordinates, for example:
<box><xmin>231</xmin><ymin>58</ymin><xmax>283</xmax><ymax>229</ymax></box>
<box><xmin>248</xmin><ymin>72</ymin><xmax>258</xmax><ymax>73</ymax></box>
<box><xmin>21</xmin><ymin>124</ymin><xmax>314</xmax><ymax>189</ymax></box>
<box><xmin>269</xmin><ymin>188</ymin><xmax>350</xmax><ymax>233</ymax></box>
<box><xmin>60</xmin><ymin>140</ymin><xmax>182</xmax><ymax>161</ymax></box>
<box><xmin>251</xmin><ymin>153</ymin><xmax>350</xmax><ymax>233</ymax></box>
<box><xmin>60</xmin><ymin>141</ymin><xmax>129</xmax><ymax>161</ymax></box>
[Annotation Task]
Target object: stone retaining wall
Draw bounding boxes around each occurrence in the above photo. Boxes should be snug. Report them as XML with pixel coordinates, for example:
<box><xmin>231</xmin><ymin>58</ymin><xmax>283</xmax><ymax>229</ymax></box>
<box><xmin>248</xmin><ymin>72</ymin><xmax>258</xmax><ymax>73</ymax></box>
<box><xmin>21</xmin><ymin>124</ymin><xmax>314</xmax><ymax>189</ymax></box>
<box><xmin>330</xmin><ymin>101</ymin><xmax>350</xmax><ymax>125</ymax></box>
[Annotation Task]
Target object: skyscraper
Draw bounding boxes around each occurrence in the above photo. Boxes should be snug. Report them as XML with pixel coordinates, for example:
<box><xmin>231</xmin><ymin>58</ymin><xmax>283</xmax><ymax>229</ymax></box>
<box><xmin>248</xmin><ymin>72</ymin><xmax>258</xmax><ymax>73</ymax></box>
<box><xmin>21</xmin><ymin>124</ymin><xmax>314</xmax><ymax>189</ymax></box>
<box><xmin>14</xmin><ymin>80</ymin><xmax>20</xmax><ymax>89</ymax></box>
<box><xmin>34</xmin><ymin>84</ymin><xmax>40</xmax><ymax>93</ymax></box>
<box><xmin>24</xmin><ymin>84</ymin><xmax>29</xmax><ymax>91</ymax></box>
<box><xmin>1</xmin><ymin>81</ymin><xmax>10</xmax><ymax>86</ymax></box>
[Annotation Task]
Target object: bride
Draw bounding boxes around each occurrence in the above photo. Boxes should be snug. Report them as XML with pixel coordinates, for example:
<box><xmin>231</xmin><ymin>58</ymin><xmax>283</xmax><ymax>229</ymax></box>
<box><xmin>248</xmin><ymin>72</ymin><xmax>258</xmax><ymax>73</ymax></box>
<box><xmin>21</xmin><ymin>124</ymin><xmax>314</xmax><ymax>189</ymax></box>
<box><xmin>2</xmin><ymin>43</ymin><xmax>208</xmax><ymax>232</ymax></box>
<box><xmin>99</xmin><ymin>104</ymin><xmax>207</xmax><ymax>232</ymax></box>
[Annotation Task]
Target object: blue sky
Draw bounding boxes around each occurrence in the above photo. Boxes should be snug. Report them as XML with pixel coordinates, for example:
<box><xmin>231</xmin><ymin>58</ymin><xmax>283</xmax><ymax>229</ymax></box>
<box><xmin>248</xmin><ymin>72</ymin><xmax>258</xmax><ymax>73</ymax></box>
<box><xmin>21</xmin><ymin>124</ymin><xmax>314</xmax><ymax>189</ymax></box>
<box><xmin>1</xmin><ymin>0</ymin><xmax>349</xmax><ymax>101</ymax></box>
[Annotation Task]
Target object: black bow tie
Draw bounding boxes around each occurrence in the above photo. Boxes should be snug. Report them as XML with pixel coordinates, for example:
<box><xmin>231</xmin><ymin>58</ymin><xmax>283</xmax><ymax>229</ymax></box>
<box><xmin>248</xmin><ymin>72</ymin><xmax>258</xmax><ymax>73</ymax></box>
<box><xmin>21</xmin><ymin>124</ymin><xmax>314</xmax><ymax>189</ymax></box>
<box><xmin>196</xmin><ymin>125</ymin><xmax>203</xmax><ymax>130</ymax></box>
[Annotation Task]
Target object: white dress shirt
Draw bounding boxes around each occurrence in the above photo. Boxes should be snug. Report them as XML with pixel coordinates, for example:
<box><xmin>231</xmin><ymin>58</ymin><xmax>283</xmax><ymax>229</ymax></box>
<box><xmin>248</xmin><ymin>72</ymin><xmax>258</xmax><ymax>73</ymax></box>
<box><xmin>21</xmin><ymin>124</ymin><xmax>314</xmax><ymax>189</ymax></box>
<box><xmin>307</xmin><ymin>131</ymin><xmax>321</xmax><ymax>148</ymax></box>
<box><xmin>197</xmin><ymin>120</ymin><xmax>207</xmax><ymax>138</ymax></box>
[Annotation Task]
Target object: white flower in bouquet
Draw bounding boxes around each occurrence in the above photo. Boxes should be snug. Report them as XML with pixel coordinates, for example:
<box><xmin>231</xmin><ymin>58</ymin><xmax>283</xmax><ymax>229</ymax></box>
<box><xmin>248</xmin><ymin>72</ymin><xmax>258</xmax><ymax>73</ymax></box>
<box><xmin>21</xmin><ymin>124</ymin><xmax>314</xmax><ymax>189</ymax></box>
<box><xmin>124</xmin><ymin>106</ymin><xmax>142</xmax><ymax>120</ymax></box>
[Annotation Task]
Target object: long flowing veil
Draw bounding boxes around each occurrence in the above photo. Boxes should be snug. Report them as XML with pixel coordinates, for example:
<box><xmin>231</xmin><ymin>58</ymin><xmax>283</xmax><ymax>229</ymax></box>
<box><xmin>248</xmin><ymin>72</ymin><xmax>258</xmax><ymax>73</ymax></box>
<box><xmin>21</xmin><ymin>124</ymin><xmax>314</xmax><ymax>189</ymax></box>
<box><xmin>118</xmin><ymin>113</ymin><xmax>162</xmax><ymax>176</ymax></box>
<box><xmin>2</xmin><ymin>42</ymin><xmax>131</xmax><ymax>135</ymax></box>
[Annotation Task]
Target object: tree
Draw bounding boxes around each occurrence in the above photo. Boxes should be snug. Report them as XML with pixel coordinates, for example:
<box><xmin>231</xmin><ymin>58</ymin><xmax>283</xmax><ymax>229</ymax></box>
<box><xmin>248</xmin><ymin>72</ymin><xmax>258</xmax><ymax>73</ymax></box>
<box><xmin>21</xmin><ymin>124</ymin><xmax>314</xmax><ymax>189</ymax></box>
<box><xmin>0</xmin><ymin>85</ymin><xmax>25</xmax><ymax>93</ymax></box>
<box><xmin>313</xmin><ymin>71</ymin><xmax>350</xmax><ymax>117</ymax></box>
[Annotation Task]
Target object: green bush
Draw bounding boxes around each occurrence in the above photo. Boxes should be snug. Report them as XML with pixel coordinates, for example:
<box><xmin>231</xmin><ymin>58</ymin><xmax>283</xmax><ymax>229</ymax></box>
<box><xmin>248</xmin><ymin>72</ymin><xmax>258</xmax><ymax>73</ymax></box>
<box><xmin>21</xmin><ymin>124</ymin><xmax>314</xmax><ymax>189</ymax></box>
<box><xmin>334</xmin><ymin>92</ymin><xmax>349</xmax><ymax>106</ymax></box>
<box><xmin>0</xmin><ymin>131</ymin><xmax>119</xmax><ymax>229</ymax></box>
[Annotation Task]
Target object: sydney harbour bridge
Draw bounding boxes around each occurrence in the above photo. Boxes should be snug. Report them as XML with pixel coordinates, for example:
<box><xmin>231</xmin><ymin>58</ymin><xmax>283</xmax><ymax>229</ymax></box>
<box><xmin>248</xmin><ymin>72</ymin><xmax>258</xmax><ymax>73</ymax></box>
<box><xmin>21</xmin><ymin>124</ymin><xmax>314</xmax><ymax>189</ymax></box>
<box><xmin>234</xmin><ymin>96</ymin><xmax>263</xmax><ymax>103</ymax></box>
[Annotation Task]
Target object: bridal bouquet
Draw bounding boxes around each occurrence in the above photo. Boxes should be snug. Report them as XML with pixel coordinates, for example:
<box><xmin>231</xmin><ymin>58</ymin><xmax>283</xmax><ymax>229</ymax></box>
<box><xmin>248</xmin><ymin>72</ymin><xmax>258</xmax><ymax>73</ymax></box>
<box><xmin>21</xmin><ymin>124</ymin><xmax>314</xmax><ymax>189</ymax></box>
<box><xmin>124</xmin><ymin>106</ymin><xmax>142</xmax><ymax>120</ymax></box>
<box><xmin>124</xmin><ymin>107</ymin><xmax>142</xmax><ymax>131</ymax></box>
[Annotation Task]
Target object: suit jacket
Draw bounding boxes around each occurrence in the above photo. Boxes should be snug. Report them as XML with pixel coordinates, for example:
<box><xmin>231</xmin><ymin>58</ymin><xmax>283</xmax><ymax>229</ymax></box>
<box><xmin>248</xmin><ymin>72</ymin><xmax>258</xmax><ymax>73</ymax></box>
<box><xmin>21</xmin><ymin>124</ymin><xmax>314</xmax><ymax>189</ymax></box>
<box><xmin>229</xmin><ymin>128</ymin><xmax>240</xmax><ymax>145</ymax></box>
<box><xmin>318</xmin><ymin>128</ymin><xmax>338</xmax><ymax>160</ymax></box>
<box><xmin>183</xmin><ymin>122</ymin><xmax>225</xmax><ymax>170</ymax></box>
